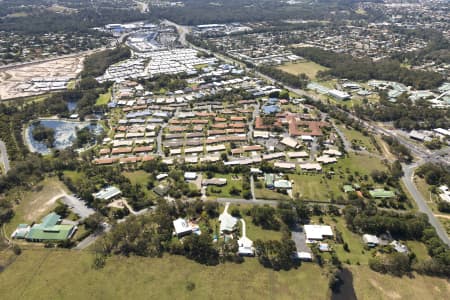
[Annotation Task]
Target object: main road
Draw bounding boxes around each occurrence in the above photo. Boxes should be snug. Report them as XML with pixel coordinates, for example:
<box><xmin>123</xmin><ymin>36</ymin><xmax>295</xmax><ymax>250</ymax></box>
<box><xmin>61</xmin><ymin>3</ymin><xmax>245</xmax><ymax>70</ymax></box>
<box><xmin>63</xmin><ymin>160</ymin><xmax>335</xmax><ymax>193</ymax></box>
<box><xmin>402</xmin><ymin>162</ymin><xmax>450</xmax><ymax>245</ymax></box>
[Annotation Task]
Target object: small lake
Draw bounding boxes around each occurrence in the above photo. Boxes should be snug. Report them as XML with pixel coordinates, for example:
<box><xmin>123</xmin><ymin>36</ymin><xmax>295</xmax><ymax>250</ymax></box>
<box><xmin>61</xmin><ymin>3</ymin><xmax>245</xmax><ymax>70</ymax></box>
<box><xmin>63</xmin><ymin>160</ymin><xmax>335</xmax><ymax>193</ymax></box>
<box><xmin>27</xmin><ymin>119</ymin><xmax>102</xmax><ymax>154</ymax></box>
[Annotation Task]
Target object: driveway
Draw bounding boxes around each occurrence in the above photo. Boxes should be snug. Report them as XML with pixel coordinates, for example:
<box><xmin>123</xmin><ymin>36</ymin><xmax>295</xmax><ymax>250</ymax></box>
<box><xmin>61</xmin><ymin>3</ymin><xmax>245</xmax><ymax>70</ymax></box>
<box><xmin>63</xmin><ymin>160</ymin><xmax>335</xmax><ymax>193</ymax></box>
<box><xmin>0</xmin><ymin>140</ymin><xmax>10</xmax><ymax>174</ymax></box>
<box><xmin>291</xmin><ymin>226</ymin><xmax>311</xmax><ymax>253</ymax></box>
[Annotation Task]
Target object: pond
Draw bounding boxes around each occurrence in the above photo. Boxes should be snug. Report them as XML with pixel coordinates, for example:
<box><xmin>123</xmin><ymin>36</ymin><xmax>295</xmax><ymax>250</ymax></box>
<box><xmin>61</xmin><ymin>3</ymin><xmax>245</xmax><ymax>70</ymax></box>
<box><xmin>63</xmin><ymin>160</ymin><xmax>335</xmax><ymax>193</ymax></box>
<box><xmin>26</xmin><ymin>119</ymin><xmax>102</xmax><ymax>154</ymax></box>
<box><xmin>331</xmin><ymin>268</ymin><xmax>357</xmax><ymax>300</ymax></box>
<box><xmin>67</xmin><ymin>101</ymin><xmax>77</xmax><ymax>112</ymax></box>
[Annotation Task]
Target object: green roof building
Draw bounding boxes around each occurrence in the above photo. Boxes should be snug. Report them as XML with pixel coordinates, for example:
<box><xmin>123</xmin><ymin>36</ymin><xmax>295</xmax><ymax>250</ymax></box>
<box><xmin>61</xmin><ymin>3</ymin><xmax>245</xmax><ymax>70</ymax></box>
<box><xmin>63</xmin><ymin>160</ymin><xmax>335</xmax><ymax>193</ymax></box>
<box><xmin>25</xmin><ymin>212</ymin><xmax>76</xmax><ymax>242</ymax></box>
<box><xmin>343</xmin><ymin>185</ymin><xmax>355</xmax><ymax>193</ymax></box>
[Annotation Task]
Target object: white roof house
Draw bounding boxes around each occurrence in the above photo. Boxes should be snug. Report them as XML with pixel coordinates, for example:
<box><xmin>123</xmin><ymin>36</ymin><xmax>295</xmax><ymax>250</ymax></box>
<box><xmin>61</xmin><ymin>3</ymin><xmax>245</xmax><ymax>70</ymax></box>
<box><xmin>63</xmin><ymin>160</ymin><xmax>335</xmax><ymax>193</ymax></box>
<box><xmin>439</xmin><ymin>185</ymin><xmax>450</xmax><ymax>203</ymax></box>
<box><xmin>238</xmin><ymin>218</ymin><xmax>254</xmax><ymax>256</ymax></box>
<box><xmin>304</xmin><ymin>225</ymin><xmax>333</xmax><ymax>241</ymax></box>
<box><xmin>156</xmin><ymin>173</ymin><xmax>168</xmax><ymax>180</ymax></box>
<box><xmin>219</xmin><ymin>203</ymin><xmax>238</xmax><ymax>233</ymax></box>
<box><xmin>300</xmin><ymin>163</ymin><xmax>322</xmax><ymax>171</ymax></box>
<box><xmin>362</xmin><ymin>234</ymin><xmax>379</xmax><ymax>247</ymax></box>
<box><xmin>296</xmin><ymin>251</ymin><xmax>313</xmax><ymax>261</ymax></box>
<box><xmin>280</xmin><ymin>137</ymin><xmax>299</xmax><ymax>149</ymax></box>
<box><xmin>238</xmin><ymin>236</ymin><xmax>254</xmax><ymax>256</ymax></box>
<box><xmin>173</xmin><ymin>218</ymin><xmax>193</xmax><ymax>237</ymax></box>
<box><xmin>184</xmin><ymin>172</ymin><xmax>198</xmax><ymax>180</ymax></box>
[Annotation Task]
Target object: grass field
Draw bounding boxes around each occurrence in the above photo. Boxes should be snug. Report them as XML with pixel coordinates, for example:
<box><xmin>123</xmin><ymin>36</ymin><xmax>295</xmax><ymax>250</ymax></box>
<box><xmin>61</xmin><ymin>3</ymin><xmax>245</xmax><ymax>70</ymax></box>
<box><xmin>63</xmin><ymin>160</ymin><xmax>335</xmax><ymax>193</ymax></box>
<box><xmin>95</xmin><ymin>89</ymin><xmax>111</xmax><ymax>106</ymax></box>
<box><xmin>5</xmin><ymin>177</ymin><xmax>69</xmax><ymax>236</ymax></box>
<box><xmin>123</xmin><ymin>170</ymin><xmax>158</xmax><ymax>199</ymax></box>
<box><xmin>289</xmin><ymin>173</ymin><xmax>339</xmax><ymax>201</ymax></box>
<box><xmin>63</xmin><ymin>170</ymin><xmax>85</xmax><ymax>183</ymax></box>
<box><xmin>0</xmin><ymin>249</ymin><xmax>330</xmax><ymax>300</ymax></box>
<box><xmin>277</xmin><ymin>61</ymin><xmax>328</xmax><ymax>80</ymax></box>
<box><xmin>338</xmin><ymin>125</ymin><xmax>379</xmax><ymax>153</ymax></box>
<box><xmin>350</xmin><ymin>265</ymin><xmax>450</xmax><ymax>300</ymax></box>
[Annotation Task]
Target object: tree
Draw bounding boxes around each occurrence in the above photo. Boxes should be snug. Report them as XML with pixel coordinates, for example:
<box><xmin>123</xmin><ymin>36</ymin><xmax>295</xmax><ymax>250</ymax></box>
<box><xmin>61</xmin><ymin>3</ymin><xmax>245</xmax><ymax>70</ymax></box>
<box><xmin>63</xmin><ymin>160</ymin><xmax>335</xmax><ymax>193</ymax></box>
<box><xmin>183</xmin><ymin>234</ymin><xmax>219</xmax><ymax>266</ymax></box>
<box><xmin>54</xmin><ymin>203</ymin><xmax>69</xmax><ymax>218</ymax></box>
<box><xmin>83</xmin><ymin>213</ymin><xmax>103</xmax><ymax>232</ymax></box>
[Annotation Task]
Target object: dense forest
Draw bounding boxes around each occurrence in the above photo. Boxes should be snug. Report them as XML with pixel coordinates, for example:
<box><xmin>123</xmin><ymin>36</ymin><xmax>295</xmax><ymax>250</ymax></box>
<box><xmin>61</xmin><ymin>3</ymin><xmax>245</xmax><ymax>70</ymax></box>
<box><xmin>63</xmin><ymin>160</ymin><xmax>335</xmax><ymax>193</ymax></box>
<box><xmin>256</xmin><ymin>65</ymin><xmax>309</xmax><ymax>89</ymax></box>
<box><xmin>0</xmin><ymin>0</ymin><xmax>150</xmax><ymax>34</ymax></box>
<box><xmin>354</xmin><ymin>93</ymin><xmax>450</xmax><ymax>130</ymax></box>
<box><xmin>81</xmin><ymin>46</ymin><xmax>131</xmax><ymax>78</ymax></box>
<box><xmin>151</xmin><ymin>0</ymin><xmax>377</xmax><ymax>25</ymax></box>
<box><xmin>293</xmin><ymin>47</ymin><xmax>444</xmax><ymax>89</ymax></box>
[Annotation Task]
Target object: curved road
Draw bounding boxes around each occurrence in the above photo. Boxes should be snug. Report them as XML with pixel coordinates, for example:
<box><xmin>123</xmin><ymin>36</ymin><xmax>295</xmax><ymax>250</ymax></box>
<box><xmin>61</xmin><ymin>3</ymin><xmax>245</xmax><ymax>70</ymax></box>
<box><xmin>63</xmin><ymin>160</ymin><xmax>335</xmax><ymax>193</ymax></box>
<box><xmin>402</xmin><ymin>162</ymin><xmax>450</xmax><ymax>245</ymax></box>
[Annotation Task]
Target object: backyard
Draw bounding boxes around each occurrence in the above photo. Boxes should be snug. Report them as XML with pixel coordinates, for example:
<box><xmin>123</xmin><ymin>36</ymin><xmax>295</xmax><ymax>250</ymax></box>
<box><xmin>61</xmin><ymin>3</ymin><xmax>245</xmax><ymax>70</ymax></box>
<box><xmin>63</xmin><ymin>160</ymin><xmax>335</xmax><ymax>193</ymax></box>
<box><xmin>206</xmin><ymin>174</ymin><xmax>244</xmax><ymax>199</ymax></box>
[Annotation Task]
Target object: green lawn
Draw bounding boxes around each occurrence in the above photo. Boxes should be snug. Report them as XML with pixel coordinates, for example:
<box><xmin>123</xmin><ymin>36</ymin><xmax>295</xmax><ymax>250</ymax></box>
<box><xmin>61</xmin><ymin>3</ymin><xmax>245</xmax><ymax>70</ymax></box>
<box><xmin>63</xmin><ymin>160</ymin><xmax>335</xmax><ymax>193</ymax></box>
<box><xmin>123</xmin><ymin>170</ymin><xmax>158</xmax><ymax>199</ymax></box>
<box><xmin>0</xmin><ymin>249</ymin><xmax>330</xmax><ymax>300</ymax></box>
<box><xmin>67</xmin><ymin>80</ymin><xmax>76</xmax><ymax>90</ymax></box>
<box><xmin>95</xmin><ymin>89</ymin><xmax>111</xmax><ymax>106</ymax></box>
<box><xmin>63</xmin><ymin>170</ymin><xmax>85</xmax><ymax>183</ymax></box>
<box><xmin>123</xmin><ymin>170</ymin><xmax>149</xmax><ymax>186</ymax></box>
<box><xmin>289</xmin><ymin>173</ymin><xmax>339</xmax><ymax>202</ymax></box>
<box><xmin>277</xmin><ymin>61</ymin><xmax>328</xmax><ymax>80</ymax></box>
<box><xmin>206</xmin><ymin>174</ymin><xmax>243</xmax><ymax>198</ymax></box>
<box><xmin>406</xmin><ymin>241</ymin><xmax>431</xmax><ymax>262</ymax></box>
<box><xmin>332</xmin><ymin>217</ymin><xmax>371</xmax><ymax>265</ymax></box>
<box><xmin>194</xmin><ymin>63</ymin><xmax>209</xmax><ymax>70</ymax></box>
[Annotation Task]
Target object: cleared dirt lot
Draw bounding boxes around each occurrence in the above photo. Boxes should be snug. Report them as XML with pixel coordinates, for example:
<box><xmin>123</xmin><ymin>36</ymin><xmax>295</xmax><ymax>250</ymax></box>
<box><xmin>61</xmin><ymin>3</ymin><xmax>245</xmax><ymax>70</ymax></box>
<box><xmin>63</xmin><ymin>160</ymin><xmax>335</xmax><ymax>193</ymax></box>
<box><xmin>0</xmin><ymin>54</ymin><xmax>85</xmax><ymax>100</ymax></box>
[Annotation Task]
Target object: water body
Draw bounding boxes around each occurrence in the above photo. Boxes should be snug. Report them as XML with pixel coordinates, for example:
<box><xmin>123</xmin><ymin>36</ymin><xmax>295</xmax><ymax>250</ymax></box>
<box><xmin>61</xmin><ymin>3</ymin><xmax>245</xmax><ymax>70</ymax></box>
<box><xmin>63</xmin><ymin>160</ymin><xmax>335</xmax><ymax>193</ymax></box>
<box><xmin>67</xmin><ymin>101</ymin><xmax>77</xmax><ymax>112</ymax></box>
<box><xmin>331</xmin><ymin>268</ymin><xmax>357</xmax><ymax>300</ymax></box>
<box><xmin>27</xmin><ymin>119</ymin><xmax>101</xmax><ymax>154</ymax></box>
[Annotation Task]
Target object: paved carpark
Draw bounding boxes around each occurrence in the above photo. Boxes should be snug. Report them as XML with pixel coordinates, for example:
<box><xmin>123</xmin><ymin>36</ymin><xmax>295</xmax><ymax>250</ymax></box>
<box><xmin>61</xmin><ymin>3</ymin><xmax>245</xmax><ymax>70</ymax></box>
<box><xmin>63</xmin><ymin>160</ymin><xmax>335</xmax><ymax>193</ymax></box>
<box><xmin>291</xmin><ymin>226</ymin><xmax>312</xmax><ymax>253</ymax></box>
<box><xmin>61</xmin><ymin>195</ymin><xmax>95</xmax><ymax>220</ymax></box>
